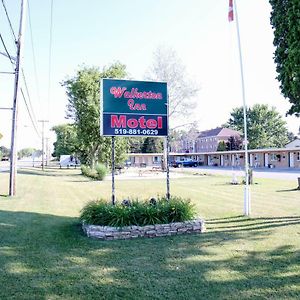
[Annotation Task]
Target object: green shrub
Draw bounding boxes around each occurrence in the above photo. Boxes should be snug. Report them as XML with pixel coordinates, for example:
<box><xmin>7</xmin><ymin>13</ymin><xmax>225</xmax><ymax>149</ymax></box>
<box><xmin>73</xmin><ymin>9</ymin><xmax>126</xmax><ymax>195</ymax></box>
<box><xmin>81</xmin><ymin>164</ymin><xmax>107</xmax><ymax>180</ymax></box>
<box><xmin>95</xmin><ymin>163</ymin><xmax>107</xmax><ymax>180</ymax></box>
<box><xmin>80</xmin><ymin>196</ymin><xmax>196</xmax><ymax>227</ymax></box>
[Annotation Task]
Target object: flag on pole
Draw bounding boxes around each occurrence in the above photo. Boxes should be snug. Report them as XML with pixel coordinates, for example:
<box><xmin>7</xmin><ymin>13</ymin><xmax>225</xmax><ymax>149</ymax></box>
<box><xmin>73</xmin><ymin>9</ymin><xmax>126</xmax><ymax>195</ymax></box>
<box><xmin>228</xmin><ymin>0</ymin><xmax>234</xmax><ymax>22</ymax></box>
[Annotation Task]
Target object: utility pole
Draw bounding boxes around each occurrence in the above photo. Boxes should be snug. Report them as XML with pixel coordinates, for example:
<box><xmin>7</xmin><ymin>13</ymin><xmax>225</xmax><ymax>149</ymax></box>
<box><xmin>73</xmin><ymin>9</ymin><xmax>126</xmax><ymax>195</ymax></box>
<box><xmin>38</xmin><ymin>120</ymin><xmax>49</xmax><ymax>171</ymax></box>
<box><xmin>9</xmin><ymin>0</ymin><xmax>27</xmax><ymax>196</ymax></box>
<box><xmin>45</xmin><ymin>137</ymin><xmax>50</xmax><ymax>166</ymax></box>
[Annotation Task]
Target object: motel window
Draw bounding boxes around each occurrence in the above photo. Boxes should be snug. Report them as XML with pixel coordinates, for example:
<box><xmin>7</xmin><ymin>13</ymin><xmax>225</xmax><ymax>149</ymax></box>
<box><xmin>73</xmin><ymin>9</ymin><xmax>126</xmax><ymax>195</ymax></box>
<box><xmin>297</xmin><ymin>152</ymin><xmax>300</xmax><ymax>161</ymax></box>
<box><xmin>270</xmin><ymin>154</ymin><xmax>277</xmax><ymax>161</ymax></box>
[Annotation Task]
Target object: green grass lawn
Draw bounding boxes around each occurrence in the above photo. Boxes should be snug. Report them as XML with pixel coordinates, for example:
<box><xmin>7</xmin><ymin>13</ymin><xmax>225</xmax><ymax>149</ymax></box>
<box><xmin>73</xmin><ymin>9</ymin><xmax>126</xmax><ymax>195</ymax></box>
<box><xmin>0</xmin><ymin>168</ymin><xmax>299</xmax><ymax>299</ymax></box>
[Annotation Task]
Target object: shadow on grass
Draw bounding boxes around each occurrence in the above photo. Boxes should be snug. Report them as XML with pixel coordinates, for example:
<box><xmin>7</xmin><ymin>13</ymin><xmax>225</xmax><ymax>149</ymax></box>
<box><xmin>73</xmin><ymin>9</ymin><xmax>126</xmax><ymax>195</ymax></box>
<box><xmin>0</xmin><ymin>210</ymin><xmax>299</xmax><ymax>299</ymax></box>
<box><xmin>207</xmin><ymin>216</ymin><xmax>300</xmax><ymax>232</ymax></box>
<box><xmin>276</xmin><ymin>188</ymin><xmax>300</xmax><ymax>192</ymax></box>
<box><xmin>208</xmin><ymin>215</ymin><xmax>245</xmax><ymax>221</ymax></box>
<box><xmin>17</xmin><ymin>168</ymin><xmax>82</xmax><ymax>178</ymax></box>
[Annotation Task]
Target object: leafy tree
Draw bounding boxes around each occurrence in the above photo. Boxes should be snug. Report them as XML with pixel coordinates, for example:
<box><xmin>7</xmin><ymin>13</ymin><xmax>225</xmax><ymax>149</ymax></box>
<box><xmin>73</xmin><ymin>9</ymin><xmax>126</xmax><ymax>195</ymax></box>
<box><xmin>227</xmin><ymin>104</ymin><xmax>289</xmax><ymax>149</ymax></box>
<box><xmin>18</xmin><ymin>148</ymin><xmax>36</xmax><ymax>159</ymax></box>
<box><xmin>226</xmin><ymin>135</ymin><xmax>243</xmax><ymax>151</ymax></box>
<box><xmin>33</xmin><ymin>150</ymin><xmax>43</xmax><ymax>157</ymax></box>
<box><xmin>169</xmin><ymin>128</ymin><xmax>185</xmax><ymax>152</ymax></box>
<box><xmin>63</xmin><ymin>63</ymin><xmax>128</xmax><ymax>167</ymax></box>
<box><xmin>96</xmin><ymin>136</ymin><xmax>128</xmax><ymax>168</ymax></box>
<box><xmin>287</xmin><ymin>131</ymin><xmax>297</xmax><ymax>142</ymax></box>
<box><xmin>145</xmin><ymin>46</ymin><xmax>199</xmax><ymax>123</ymax></box>
<box><xmin>51</xmin><ymin>124</ymin><xmax>78</xmax><ymax>158</ymax></box>
<box><xmin>128</xmin><ymin>137</ymin><xmax>146</xmax><ymax>153</ymax></box>
<box><xmin>168</xmin><ymin>123</ymin><xmax>200</xmax><ymax>153</ymax></box>
<box><xmin>0</xmin><ymin>146</ymin><xmax>10</xmax><ymax>157</ymax></box>
<box><xmin>217</xmin><ymin>141</ymin><xmax>227</xmax><ymax>151</ymax></box>
<box><xmin>141</xmin><ymin>137</ymin><xmax>164</xmax><ymax>153</ymax></box>
<box><xmin>269</xmin><ymin>0</ymin><xmax>300</xmax><ymax>116</ymax></box>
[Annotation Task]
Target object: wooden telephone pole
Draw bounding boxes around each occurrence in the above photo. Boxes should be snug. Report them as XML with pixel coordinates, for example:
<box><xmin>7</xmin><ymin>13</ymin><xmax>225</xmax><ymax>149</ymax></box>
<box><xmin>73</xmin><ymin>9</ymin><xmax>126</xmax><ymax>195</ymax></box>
<box><xmin>9</xmin><ymin>0</ymin><xmax>27</xmax><ymax>196</ymax></box>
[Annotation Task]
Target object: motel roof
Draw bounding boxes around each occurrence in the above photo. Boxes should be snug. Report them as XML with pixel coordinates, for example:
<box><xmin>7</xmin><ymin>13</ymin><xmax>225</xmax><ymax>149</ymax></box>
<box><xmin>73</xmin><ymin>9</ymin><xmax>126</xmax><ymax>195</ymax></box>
<box><xmin>197</xmin><ymin>127</ymin><xmax>241</xmax><ymax>139</ymax></box>
<box><xmin>128</xmin><ymin>147</ymin><xmax>300</xmax><ymax>157</ymax></box>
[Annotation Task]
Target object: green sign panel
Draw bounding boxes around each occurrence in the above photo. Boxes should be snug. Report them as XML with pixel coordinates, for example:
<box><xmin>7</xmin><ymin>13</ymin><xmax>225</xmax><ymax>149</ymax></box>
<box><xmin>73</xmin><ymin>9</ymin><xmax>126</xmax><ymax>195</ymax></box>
<box><xmin>100</xmin><ymin>79</ymin><xmax>168</xmax><ymax>136</ymax></box>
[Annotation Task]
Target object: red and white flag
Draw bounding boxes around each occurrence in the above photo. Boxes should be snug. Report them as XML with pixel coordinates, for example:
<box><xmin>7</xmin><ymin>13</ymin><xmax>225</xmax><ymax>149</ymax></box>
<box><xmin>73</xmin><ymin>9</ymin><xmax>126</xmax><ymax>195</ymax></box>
<box><xmin>228</xmin><ymin>0</ymin><xmax>234</xmax><ymax>22</ymax></box>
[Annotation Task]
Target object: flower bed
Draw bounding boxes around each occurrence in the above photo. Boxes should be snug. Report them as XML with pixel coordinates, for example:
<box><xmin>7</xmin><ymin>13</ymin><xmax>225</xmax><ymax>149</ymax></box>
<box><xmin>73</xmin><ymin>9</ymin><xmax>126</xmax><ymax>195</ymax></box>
<box><xmin>80</xmin><ymin>196</ymin><xmax>205</xmax><ymax>240</ymax></box>
<box><xmin>82</xmin><ymin>218</ymin><xmax>205</xmax><ymax>240</ymax></box>
<box><xmin>80</xmin><ymin>196</ymin><xmax>196</xmax><ymax>227</ymax></box>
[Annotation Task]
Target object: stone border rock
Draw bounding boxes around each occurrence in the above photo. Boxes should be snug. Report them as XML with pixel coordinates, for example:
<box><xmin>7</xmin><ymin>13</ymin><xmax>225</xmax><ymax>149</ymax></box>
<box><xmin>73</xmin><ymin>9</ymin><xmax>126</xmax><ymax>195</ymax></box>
<box><xmin>82</xmin><ymin>219</ymin><xmax>205</xmax><ymax>240</ymax></box>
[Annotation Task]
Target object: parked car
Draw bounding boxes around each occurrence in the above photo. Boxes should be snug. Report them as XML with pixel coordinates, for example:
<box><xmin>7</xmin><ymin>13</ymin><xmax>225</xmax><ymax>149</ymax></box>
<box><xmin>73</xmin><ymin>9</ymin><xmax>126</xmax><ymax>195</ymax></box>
<box><xmin>59</xmin><ymin>155</ymin><xmax>80</xmax><ymax>168</ymax></box>
<box><xmin>171</xmin><ymin>159</ymin><xmax>199</xmax><ymax>168</ymax></box>
<box><xmin>125</xmin><ymin>160</ymin><xmax>132</xmax><ymax>167</ymax></box>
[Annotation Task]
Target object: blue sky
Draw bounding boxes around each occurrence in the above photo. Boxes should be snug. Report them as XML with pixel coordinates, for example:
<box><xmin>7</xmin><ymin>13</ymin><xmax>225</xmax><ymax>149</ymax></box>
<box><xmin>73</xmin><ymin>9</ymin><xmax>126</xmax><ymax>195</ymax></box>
<box><xmin>0</xmin><ymin>0</ymin><xmax>299</xmax><ymax>149</ymax></box>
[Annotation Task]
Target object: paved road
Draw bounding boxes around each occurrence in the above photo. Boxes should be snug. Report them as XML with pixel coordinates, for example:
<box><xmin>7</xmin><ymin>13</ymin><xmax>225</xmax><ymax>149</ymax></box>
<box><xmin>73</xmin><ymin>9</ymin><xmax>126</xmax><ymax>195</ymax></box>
<box><xmin>175</xmin><ymin>166</ymin><xmax>300</xmax><ymax>181</ymax></box>
<box><xmin>0</xmin><ymin>159</ymin><xmax>42</xmax><ymax>172</ymax></box>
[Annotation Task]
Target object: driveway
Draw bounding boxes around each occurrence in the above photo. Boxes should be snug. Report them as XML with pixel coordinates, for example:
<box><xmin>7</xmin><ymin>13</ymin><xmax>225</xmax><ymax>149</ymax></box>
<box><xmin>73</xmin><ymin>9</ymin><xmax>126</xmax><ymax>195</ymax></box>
<box><xmin>172</xmin><ymin>166</ymin><xmax>300</xmax><ymax>181</ymax></box>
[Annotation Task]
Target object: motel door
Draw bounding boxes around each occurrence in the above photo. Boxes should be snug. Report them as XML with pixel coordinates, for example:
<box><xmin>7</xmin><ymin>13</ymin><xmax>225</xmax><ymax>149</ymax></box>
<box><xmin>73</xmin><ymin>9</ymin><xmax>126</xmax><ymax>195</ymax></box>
<box><xmin>249</xmin><ymin>154</ymin><xmax>253</xmax><ymax>167</ymax></box>
<box><xmin>208</xmin><ymin>156</ymin><xmax>211</xmax><ymax>166</ymax></box>
<box><xmin>231</xmin><ymin>154</ymin><xmax>235</xmax><ymax>166</ymax></box>
<box><xmin>289</xmin><ymin>152</ymin><xmax>294</xmax><ymax>168</ymax></box>
<box><xmin>264</xmin><ymin>153</ymin><xmax>269</xmax><ymax>167</ymax></box>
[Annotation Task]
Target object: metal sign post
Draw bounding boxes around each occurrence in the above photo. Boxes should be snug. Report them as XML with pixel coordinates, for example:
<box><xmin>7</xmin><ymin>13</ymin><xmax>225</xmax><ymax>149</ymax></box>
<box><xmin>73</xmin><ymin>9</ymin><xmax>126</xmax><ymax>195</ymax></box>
<box><xmin>166</xmin><ymin>135</ymin><xmax>170</xmax><ymax>200</ymax></box>
<box><xmin>166</xmin><ymin>96</ymin><xmax>170</xmax><ymax>200</ymax></box>
<box><xmin>111</xmin><ymin>136</ymin><xmax>116</xmax><ymax>205</ymax></box>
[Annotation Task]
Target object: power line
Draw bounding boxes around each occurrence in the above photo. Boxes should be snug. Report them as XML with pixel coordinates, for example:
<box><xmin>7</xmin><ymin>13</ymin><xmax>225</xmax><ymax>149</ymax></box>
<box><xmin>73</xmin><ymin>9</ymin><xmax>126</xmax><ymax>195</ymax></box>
<box><xmin>0</xmin><ymin>33</ymin><xmax>15</xmax><ymax>66</ymax></box>
<box><xmin>20</xmin><ymin>87</ymin><xmax>41</xmax><ymax>138</ymax></box>
<box><xmin>27</xmin><ymin>0</ymin><xmax>41</xmax><ymax>106</ymax></box>
<box><xmin>1</xmin><ymin>0</ymin><xmax>17</xmax><ymax>45</ymax></box>
<box><xmin>1</xmin><ymin>1</ymin><xmax>41</xmax><ymax>147</ymax></box>
<box><xmin>1</xmin><ymin>34</ymin><xmax>41</xmax><ymax>140</ymax></box>
<box><xmin>1</xmin><ymin>36</ymin><xmax>41</xmax><ymax>139</ymax></box>
<box><xmin>21</xmin><ymin>69</ymin><xmax>39</xmax><ymax>127</ymax></box>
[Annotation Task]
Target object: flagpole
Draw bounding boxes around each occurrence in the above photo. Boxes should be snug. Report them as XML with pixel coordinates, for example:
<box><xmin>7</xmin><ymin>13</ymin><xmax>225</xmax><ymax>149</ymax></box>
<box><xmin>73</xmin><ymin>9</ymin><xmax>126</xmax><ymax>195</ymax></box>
<box><xmin>233</xmin><ymin>0</ymin><xmax>250</xmax><ymax>216</ymax></box>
